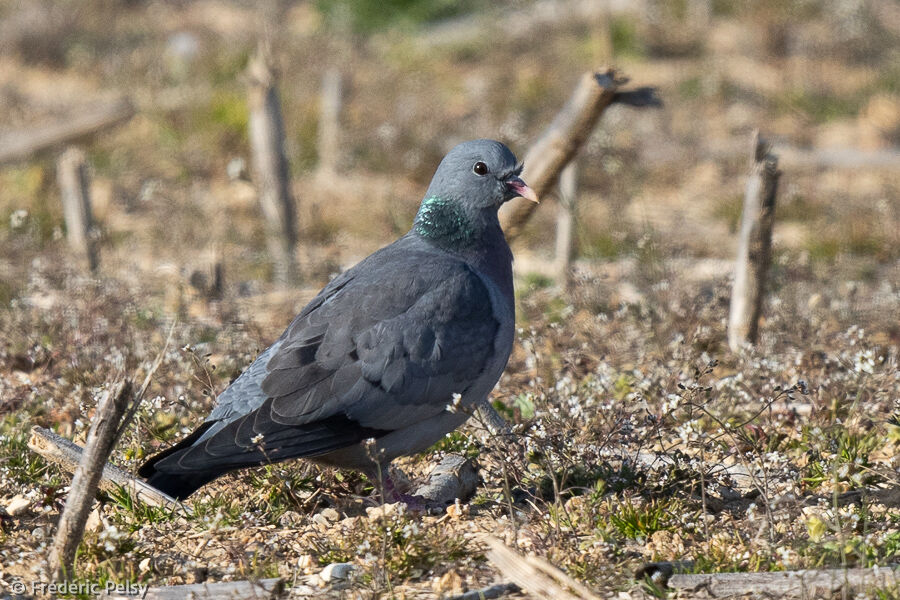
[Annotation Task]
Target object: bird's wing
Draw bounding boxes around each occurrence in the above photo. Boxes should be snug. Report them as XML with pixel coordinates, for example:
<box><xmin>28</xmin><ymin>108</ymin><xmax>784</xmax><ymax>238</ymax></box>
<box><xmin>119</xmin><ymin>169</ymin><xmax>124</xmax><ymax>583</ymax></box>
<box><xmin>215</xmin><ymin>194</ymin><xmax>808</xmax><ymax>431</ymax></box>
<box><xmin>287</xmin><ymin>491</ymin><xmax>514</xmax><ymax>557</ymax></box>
<box><xmin>263</xmin><ymin>245</ymin><xmax>499</xmax><ymax>431</ymax></box>
<box><xmin>166</xmin><ymin>240</ymin><xmax>501</xmax><ymax>470</ymax></box>
<box><xmin>202</xmin><ymin>265</ymin><xmax>357</xmax><ymax>430</ymax></box>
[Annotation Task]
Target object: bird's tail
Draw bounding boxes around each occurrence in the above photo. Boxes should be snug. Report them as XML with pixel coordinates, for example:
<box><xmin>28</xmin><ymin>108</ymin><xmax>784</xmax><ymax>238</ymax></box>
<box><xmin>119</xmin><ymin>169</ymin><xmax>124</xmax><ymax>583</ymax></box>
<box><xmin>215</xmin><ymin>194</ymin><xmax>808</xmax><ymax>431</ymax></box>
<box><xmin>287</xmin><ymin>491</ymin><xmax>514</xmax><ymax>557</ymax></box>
<box><xmin>140</xmin><ymin>467</ymin><xmax>226</xmax><ymax>501</ymax></box>
<box><xmin>138</xmin><ymin>421</ymin><xmax>223</xmax><ymax>500</ymax></box>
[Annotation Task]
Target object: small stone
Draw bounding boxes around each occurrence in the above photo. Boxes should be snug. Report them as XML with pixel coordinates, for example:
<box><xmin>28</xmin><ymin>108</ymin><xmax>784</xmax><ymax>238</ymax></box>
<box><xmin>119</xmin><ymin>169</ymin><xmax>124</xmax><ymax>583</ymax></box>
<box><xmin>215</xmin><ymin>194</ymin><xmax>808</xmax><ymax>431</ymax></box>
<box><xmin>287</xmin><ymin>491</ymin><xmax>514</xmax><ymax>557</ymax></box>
<box><xmin>6</xmin><ymin>494</ymin><xmax>30</xmax><ymax>516</ymax></box>
<box><xmin>85</xmin><ymin>507</ymin><xmax>102</xmax><ymax>532</ymax></box>
<box><xmin>311</xmin><ymin>513</ymin><xmax>329</xmax><ymax>528</ymax></box>
<box><xmin>365</xmin><ymin>502</ymin><xmax>403</xmax><ymax>520</ymax></box>
<box><xmin>31</xmin><ymin>526</ymin><xmax>45</xmax><ymax>540</ymax></box>
<box><xmin>319</xmin><ymin>507</ymin><xmax>339</xmax><ymax>522</ymax></box>
<box><xmin>139</xmin><ymin>557</ymin><xmax>152</xmax><ymax>573</ymax></box>
<box><xmin>279</xmin><ymin>511</ymin><xmax>302</xmax><ymax>527</ymax></box>
<box><xmin>319</xmin><ymin>562</ymin><xmax>354</xmax><ymax>583</ymax></box>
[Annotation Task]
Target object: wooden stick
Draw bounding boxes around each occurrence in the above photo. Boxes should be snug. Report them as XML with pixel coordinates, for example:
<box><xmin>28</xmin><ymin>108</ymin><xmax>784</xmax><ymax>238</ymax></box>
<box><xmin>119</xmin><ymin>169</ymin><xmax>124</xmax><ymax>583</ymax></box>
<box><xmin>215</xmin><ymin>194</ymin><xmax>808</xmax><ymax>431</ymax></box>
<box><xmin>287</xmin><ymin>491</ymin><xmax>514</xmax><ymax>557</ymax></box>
<box><xmin>0</xmin><ymin>97</ymin><xmax>134</xmax><ymax>166</ymax></box>
<box><xmin>100</xmin><ymin>578</ymin><xmax>284</xmax><ymax>599</ymax></box>
<box><xmin>498</xmin><ymin>70</ymin><xmax>621</xmax><ymax>241</ymax></box>
<box><xmin>412</xmin><ymin>454</ymin><xmax>479</xmax><ymax>505</ymax></box>
<box><xmin>666</xmin><ymin>567</ymin><xmax>900</xmax><ymax>598</ymax></box>
<box><xmin>554</xmin><ymin>161</ymin><xmax>577</xmax><ymax>289</ymax></box>
<box><xmin>29</xmin><ymin>426</ymin><xmax>187</xmax><ymax>513</ymax></box>
<box><xmin>317</xmin><ymin>68</ymin><xmax>342</xmax><ymax>178</ymax></box>
<box><xmin>56</xmin><ymin>147</ymin><xmax>99</xmax><ymax>272</ymax></box>
<box><xmin>247</xmin><ymin>47</ymin><xmax>298</xmax><ymax>285</ymax></box>
<box><xmin>728</xmin><ymin>131</ymin><xmax>780</xmax><ymax>352</ymax></box>
<box><xmin>48</xmin><ymin>380</ymin><xmax>133</xmax><ymax>579</ymax></box>
<box><xmin>484</xmin><ymin>536</ymin><xmax>601</xmax><ymax>600</ymax></box>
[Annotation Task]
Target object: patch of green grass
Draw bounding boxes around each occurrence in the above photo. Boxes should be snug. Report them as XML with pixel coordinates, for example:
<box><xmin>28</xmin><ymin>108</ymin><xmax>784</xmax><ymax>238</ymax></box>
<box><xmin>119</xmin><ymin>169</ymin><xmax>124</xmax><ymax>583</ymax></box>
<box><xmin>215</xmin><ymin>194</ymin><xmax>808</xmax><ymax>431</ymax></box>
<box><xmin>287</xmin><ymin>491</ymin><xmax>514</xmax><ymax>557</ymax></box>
<box><xmin>775</xmin><ymin>89</ymin><xmax>862</xmax><ymax>123</ymax></box>
<box><xmin>678</xmin><ymin>76</ymin><xmax>703</xmax><ymax>99</ymax></box>
<box><xmin>105</xmin><ymin>485</ymin><xmax>180</xmax><ymax>531</ymax></box>
<box><xmin>244</xmin><ymin>465</ymin><xmax>318</xmax><ymax>520</ymax></box>
<box><xmin>713</xmin><ymin>194</ymin><xmax>744</xmax><ymax>233</ymax></box>
<box><xmin>429</xmin><ymin>430</ymin><xmax>480</xmax><ymax>458</ymax></box>
<box><xmin>609</xmin><ymin>16</ymin><xmax>643</xmax><ymax>58</ymax></box>
<box><xmin>521</xmin><ymin>272</ymin><xmax>554</xmax><ymax>291</ymax></box>
<box><xmin>608</xmin><ymin>498</ymin><xmax>678</xmax><ymax>540</ymax></box>
<box><xmin>316</xmin><ymin>0</ymin><xmax>484</xmax><ymax>33</ymax></box>
<box><xmin>580</xmin><ymin>230</ymin><xmax>631</xmax><ymax>259</ymax></box>
<box><xmin>801</xmin><ymin>426</ymin><xmax>881</xmax><ymax>490</ymax></box>
<box><xmin>0</xmin><ymin>413</ymin><xmax>65</xmax><ymax>488</ymax></box>
<box><xmin>776</xmin><ymin>194</ymin><xmax>819</xmax><ymax>222</ymax></box>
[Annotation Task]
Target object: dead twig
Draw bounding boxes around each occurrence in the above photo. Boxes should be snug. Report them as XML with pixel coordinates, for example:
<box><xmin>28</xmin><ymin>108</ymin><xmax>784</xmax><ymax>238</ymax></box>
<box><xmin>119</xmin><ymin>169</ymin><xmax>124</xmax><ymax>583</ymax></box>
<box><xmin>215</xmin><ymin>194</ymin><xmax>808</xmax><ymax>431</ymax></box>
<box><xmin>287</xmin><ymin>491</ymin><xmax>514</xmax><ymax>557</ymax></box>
<box><xmin>484</xmin><ymin>535</ymin><xmax>602</xmax><ymax>600</ymax></box>
<box><xmin>0</xmin><ymin>97</ymin><xmax>134</xmax><ymax>165</ymax></box>
<box><xmin>28</xmin><ymin>427</ymin><xmax>186</xmax><ymax>513</ymax></box>
<box><xmin>666</xmin><ymin>567</ymin><xmax>900</xmax><ymax>598</ymax></box>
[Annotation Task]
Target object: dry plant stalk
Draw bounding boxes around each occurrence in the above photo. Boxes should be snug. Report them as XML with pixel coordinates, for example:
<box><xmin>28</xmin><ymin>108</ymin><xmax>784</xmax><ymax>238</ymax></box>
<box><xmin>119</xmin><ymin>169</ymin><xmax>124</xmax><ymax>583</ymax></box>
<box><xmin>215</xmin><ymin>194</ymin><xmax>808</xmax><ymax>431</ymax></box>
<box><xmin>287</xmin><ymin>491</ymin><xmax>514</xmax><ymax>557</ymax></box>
<box><xmin>28</xmin><ymin>427</ymin><xmax>185</xmax><ymax>512</ymax></box>
<box><xmin>554</xmin><ymin>161</ymin><xmax>578</xmax><ymax>289</ymax></box>
<box><xmin>484</xmin><ymin>535</ymin><xmax>601</xmax><ymax>600</ymax></box>
<box><xmin>728</xmin><ymin>130</ymin><xmax>780</xmax><ymax>352</ymax></box>
<box><xmin>56</xmin><ymin>147</ymin><xmax>99</xmax><ymax>272</ymax></box>
<box><xmin>0</xmin><ymin>97</ymin><xmax>134</xmax><ymax>166</ymax></box>
<box><xmin>317</xmin><ymin>67</ymin><xmax>342</xmax><ymax>178</ymax></box>
<box><xmin>498</xmin><ymin>69</ymin><xmax>621</xmax><ymax>240</ymax></box>
<box><xmin>247</xmin><ymin>47</ymin><xmax>298</xmax><ymax>285</ymax></box>
<box><xmin>48</xmin><ymin>380</ymin><xmax>133</xmax><ymax>579</ymax></box>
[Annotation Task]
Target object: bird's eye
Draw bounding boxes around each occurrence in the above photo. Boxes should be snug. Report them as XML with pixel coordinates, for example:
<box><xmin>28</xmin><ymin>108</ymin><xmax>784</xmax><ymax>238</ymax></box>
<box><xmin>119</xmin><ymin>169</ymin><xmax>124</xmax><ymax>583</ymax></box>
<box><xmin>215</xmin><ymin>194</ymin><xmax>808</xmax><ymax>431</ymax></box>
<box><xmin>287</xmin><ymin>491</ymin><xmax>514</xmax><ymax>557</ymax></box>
<box><xmin>473</xmin><ymin>161</ymin><xmax>488</xmax><ymax>176</ymax></box>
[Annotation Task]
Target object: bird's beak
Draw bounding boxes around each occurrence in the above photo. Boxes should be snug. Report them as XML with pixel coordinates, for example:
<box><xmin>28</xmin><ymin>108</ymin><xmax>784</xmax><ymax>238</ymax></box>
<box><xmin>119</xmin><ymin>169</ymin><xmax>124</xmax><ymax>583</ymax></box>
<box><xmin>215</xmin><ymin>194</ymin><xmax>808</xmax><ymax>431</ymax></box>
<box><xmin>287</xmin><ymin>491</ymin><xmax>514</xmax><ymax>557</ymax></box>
<box><xmin>505</xmin><ymin>176</ymin><xmax>539</xmax><ymax>203</ymax></box>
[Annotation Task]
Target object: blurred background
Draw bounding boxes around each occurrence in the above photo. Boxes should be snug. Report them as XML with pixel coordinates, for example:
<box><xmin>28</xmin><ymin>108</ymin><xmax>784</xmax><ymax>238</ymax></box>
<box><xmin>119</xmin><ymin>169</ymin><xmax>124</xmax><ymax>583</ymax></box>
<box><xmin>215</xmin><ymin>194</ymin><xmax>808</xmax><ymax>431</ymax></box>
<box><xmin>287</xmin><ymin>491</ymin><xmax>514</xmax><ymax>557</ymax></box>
<box><xmin>0</xmin><ymin>0</ymin><xmax>898</xmax><ymax>338</ymax></box>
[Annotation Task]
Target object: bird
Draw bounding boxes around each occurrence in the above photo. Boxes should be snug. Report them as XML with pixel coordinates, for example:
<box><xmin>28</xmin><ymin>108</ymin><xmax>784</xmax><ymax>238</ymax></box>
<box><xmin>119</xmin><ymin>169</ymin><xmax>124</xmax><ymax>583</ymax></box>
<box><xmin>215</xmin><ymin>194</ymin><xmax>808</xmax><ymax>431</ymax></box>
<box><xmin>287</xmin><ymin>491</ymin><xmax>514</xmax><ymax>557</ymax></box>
<box><xmin>139</xmin><ymin>139</ymin><xmax>538</xmax><ymax>501</ymax></box>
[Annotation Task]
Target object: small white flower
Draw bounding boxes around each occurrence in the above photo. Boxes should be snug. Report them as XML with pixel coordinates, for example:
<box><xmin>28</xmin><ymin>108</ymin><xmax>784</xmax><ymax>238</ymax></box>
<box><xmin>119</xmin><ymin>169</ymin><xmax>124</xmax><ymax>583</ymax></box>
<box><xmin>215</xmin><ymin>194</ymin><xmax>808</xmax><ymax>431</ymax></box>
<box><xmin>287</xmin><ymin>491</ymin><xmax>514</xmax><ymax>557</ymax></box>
<box><xmin>251</xmin><ymin>433</ymin><xmax>265</xmax><ymax>445</ymax></box>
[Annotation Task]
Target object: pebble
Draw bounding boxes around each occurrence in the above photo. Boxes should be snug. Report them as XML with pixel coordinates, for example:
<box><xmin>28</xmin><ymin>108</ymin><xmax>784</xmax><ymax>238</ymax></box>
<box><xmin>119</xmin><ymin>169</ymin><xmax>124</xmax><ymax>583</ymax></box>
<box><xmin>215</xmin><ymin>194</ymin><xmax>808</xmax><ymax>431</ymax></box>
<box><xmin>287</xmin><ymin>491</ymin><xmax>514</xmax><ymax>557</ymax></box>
<box><xmin>319</xmin><ymin>507</ymin><xmax>340</xmax><ymax>522</ymax></box>
<box><xmin>319</xmin><ymin>562</ymin><xmax>354</xmax><ymax>583</ymax></box>
<box><xmin>5</xmin><ymin>495</ymin><xmax>30</xmax><ymax>516</ymax></box>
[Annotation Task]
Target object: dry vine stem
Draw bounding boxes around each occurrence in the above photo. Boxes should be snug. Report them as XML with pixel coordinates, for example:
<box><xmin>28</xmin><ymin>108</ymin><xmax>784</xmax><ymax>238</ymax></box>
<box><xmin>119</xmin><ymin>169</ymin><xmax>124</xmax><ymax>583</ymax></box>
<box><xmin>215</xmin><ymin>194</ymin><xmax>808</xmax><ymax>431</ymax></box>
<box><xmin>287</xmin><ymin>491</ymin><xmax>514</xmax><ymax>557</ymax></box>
<box><xmin>484</xmin><ymin>535</ymin><xmax>602</xmax><ymax>600</ymax></box>
<box><xmin>247</xmin><ymin>45</ymin><xmax>298</xmax><ymax>285</ymax></box>
<box><xmin>667</xmin><ymin>567</ymin><xmax>900</xmax><ymax>598</ymax></box>
<box><xmin>498</xmin><ymin>69</ymin><xmax>622</xmax><ymax>240</ymax></box>
<box><xmin>56</xmin><ymin>146</ymin><xmax>99</xmax><ymax>272</ymax></box>
<box><xmin>728</xmin><ymin>130</ymin><xmax>780</xmax><ymax>352</ymax></box>
<box><xmin>0</xmin><ymin>97</ymin><xmax>134</xmax><ymax>166</ymax></box>
<box><xmin>28</xmin><ymin>426</ymin><xmax>185</xmax><ymax>512</ymax></box>
<box><xmin>48</xmin><ymin>380</ymin><xmax>133</xmax><ymax>579</ymax></box>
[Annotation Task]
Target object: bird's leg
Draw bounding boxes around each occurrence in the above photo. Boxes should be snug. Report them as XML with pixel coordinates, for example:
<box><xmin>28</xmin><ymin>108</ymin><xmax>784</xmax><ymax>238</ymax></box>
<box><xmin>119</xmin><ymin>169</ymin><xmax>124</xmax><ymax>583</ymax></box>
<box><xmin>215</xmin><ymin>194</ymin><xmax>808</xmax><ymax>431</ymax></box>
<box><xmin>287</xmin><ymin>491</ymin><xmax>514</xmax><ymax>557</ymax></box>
<box><xmin>366</xmin><ymin>466</ymin><xmax>432</xmax><ymax>512</ymax></box>
<box><xmin>382</xmin><ymin>476</ymin><xmax>429</xmax><ymax>510</ymax></box>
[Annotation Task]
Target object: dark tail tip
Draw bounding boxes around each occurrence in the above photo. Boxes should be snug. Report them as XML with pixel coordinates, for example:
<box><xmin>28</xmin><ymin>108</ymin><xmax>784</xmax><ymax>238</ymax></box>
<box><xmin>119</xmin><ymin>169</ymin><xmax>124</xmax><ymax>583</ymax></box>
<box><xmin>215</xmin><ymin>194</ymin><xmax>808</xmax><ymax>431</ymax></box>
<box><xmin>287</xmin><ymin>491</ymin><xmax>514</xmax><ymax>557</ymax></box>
<box><xmin>142</xmin><ymin>468</ymin><xmax>221</xmax><ymax>501</ymax></box>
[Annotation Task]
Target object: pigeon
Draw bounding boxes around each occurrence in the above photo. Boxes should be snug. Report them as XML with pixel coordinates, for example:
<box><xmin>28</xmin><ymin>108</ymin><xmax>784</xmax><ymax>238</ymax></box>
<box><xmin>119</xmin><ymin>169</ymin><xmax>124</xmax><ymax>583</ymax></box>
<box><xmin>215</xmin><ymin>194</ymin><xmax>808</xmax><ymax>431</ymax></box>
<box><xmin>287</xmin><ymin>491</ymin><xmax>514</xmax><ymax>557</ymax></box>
<box><xmin>139</xmin><ymin>139</ymin><xmax>538</xmax><ymax>500</ymax></box>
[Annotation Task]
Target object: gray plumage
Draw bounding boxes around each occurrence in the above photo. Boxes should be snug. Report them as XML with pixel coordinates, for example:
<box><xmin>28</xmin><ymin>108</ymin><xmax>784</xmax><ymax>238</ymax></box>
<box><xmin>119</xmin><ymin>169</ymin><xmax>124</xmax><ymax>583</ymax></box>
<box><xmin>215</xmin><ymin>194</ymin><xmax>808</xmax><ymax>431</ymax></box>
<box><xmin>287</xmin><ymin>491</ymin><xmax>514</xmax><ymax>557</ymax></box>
<box><xmin>139</xmin><ymin>139</ymin><xmax>536</xmax><ymax>499</ymax></box>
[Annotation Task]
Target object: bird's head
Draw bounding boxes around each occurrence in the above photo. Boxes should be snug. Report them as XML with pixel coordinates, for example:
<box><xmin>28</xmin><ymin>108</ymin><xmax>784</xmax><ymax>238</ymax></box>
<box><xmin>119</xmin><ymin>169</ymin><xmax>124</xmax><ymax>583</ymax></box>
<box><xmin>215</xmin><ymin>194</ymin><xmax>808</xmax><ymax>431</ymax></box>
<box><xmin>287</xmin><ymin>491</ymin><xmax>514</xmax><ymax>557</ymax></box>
<box><xmin>414</xmin><ymin>140</ymin><xmax>537</xmax><ymax>247</ymax></box>
<box><xmin>424</xmin><ymin>139</ymin><xmax>538</xmax><ymax>210</ymax></box>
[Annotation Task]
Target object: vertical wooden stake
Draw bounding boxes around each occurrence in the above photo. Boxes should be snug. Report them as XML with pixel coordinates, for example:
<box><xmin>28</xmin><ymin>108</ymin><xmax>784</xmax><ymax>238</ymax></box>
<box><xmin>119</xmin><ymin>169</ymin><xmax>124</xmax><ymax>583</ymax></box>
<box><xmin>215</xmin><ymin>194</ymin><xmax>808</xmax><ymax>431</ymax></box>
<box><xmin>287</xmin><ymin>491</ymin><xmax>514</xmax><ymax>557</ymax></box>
<box><xmin>56</xmin><ymin>147</ymin><xmax>98</xmax><ymax>272</ymax></box>
<box><xmin>247</xmin><ymin>47</ymin><xmax>298</xmax><ymax>285</ymax></box>
<box><xmin>554</xmin><ymin>161</ymin><xmax>577</xmax><ymax>290</ymax></box>
<box><xmin>317</xmin><ymin>68</ymin><xmax>342</xmax><ymax>178</ymax></box>
<box><xmin>728</xmin><ymin>131</ymin><xmax>780</xmax><ymax>352</ymax></box>
<box><xmin>48</xmin><ymin>380</ymin><xmax>133</xmax><ymax>580</ymax></box>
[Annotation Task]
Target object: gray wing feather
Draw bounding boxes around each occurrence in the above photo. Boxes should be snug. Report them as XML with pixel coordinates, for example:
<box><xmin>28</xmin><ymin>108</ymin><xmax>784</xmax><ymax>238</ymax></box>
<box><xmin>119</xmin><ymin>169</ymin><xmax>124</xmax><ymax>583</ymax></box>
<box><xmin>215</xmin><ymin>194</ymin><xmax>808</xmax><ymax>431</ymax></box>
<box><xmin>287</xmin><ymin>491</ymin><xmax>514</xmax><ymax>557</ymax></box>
<box><xmin>200</xmin><ymin>236</ymin><xmax>501</xmax><ymax>443</ymax></box>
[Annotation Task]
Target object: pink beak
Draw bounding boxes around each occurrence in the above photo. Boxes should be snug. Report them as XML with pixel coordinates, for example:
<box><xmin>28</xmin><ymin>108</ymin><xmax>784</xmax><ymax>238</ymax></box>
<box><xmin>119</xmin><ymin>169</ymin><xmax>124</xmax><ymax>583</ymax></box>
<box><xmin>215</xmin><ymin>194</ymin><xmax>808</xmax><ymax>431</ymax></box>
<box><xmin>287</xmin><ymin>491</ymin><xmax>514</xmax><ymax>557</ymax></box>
<box><xmin>505</xmin><ymin>176</ymin><xmax>539</xmax><ymax>203</ymax></box>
